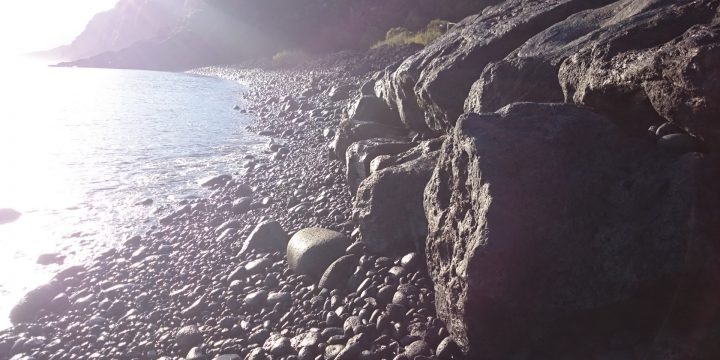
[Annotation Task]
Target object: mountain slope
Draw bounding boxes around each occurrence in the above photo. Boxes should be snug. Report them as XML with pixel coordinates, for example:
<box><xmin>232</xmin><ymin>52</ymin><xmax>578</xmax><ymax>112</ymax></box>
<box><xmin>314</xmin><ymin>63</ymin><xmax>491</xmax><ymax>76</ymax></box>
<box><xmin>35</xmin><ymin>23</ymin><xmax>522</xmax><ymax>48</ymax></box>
<box><xmin>56</xmin><ymin>0</ymin><xmax>495</xmax><ymax>70</ymax></box>
<box><xmin>48</xmin><ymin>0</ymin><xmax>201</xmax><ymax>61</ymax></box>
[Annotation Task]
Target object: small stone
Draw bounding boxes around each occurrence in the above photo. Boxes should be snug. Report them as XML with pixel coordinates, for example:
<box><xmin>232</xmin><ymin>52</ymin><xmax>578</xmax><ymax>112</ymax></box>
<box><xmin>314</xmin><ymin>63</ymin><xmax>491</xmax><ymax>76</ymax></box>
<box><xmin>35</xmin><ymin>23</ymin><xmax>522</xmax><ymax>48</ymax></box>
<box><xmin>186</xmin><ymin>346</ymin><xmax>206</xmax><ymax>360</ymax></box>
<box><xmin>376</xmin><ymin>285</ymin><xmax>396</xmax><ymax>304</ymax></box>
<box><xmin>266</xmin><ymin>292</ymin><xmax>291</xmax><ymax>307</ymax></box>
<box><xmin>181</xmin><ymin>295</ymin><xmax>207</xmax><ymax>317</ymax></box>
<box><xmin>436</xmin><ymin>336</ymin><xmax>462</xmax><ymax>360</ymax></box>
<box><xmin>346</xmin><ymin>242</ymin><xmax>365</xmax><ymax>255</ymax></box>
<box><xmin>244</xmin><ymin>290</ymin><xmax>269</xmax><ymax>308</ymax></box>
<box><xmin>403</xmin><ymin>340</ymin><xmax>431</xmax><ymax>358</ymax></box>
<box><xmin>176</xmin><ymin>325</ymin><xmax>203</xmax><ymax>350</ymax></box>
<box><xmin>400</xmin><ymin>252</ymin><xmax>420</xmax><ymax>272</ymax></box>
<box><xmin>291</xmin><ymin>329</ymin><xmax>321</xmax><ymax>349</ymax></box>
<box><xmin>245</xmin><ymin>258</ymin><xmax>271</xmax><ymax>274</ymax></box>
<box><xmin>335</xmin><ymin>333</ymin><xmax>368</xmax><ymax>360</ymax></box>
<box><xmin>655</xmin><ymin>122</ymin><xmax>683</xmax><ymax>137</ymax></box>
<box><xmin>244</xmin><ymin>348</ymin><xmax>269</xmax><ymax>360</ymax></box>
<box><xmin>269</xmin><ymin>337</ymin><xmax>293</xmax><ymax>356</ymax></box>
<box><xmin>319</xmin><ymin>254</ymin><xmax>358</xmax><ymax>290</ymax></box>
<box><xmin>287</xmin><ymin>228</ymin><xmax>351</xmax><ymax>277</ymax></box>
<box><xmin>657</xmin><ymin>133</ymin><xmax>702</xmax><ymax>154</ymax></box>
<box><xmin>325</xmin><ymin>344</ymin><xmax>345</xmax><ymax>359</ymax></box>
<box><xmin>239</xmin><ymin>220</ymin><xmax>289</xmax><ymax>256</ymax></box>
<box><xmin>344</xmin><ymin>316</ymin><xmax>363</xmax><ymax>335</ymax></box>
<box><xmin>214</xmin><ymin>354</ymin><xmax>242</xmax><ymax>360</ymax></box>
<box><xmin>200</xmin><ymin>174</ymin><xmax>232</xmax><ymax>188</ymax></box>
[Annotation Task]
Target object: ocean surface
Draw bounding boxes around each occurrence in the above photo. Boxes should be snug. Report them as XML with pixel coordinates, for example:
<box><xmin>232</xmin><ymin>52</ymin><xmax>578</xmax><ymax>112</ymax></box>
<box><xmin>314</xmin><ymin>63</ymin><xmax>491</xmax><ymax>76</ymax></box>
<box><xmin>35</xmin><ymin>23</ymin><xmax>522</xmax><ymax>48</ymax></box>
<box><xmin>0</xmin><ymin>59</ymin><xmax>263</xmax><ymax>328</ymax></box>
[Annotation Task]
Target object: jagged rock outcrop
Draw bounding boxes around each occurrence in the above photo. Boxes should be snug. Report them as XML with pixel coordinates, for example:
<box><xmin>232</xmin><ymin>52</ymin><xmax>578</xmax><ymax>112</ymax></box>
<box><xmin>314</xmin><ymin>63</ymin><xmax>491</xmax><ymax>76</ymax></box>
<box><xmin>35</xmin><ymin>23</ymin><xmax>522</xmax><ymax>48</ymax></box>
<box><xmin>561</xmin><ymin>10</ymin><xmax>720</xmax><ymax>142</ymax></box>
<box><xmin>354</xmin><ymin>142</ymin><xmax>442</xmax><ymax>256</ymax></box>
<box><xmin>466</xmin><ymin>0</ymin><xmax>718</xmax><ymax>113</ymax></box>
<box><xmin>376</xmin><ymin>0</ymin><xmax>616</xmax><ymax>134</ymax></box>
<box><xmin>425</xmin><ymin>102</ymin><xmax>714</xmax><ymax>358</ymax></box>
<box><xmin>345</xmin><ymin>139</ymin><xmax>413</xmax><ymax>195</ymax></box>
<box><xmin>464</xmin><ymin>0</ymin><xmax>720</xmax><ymax>138</ymax></box>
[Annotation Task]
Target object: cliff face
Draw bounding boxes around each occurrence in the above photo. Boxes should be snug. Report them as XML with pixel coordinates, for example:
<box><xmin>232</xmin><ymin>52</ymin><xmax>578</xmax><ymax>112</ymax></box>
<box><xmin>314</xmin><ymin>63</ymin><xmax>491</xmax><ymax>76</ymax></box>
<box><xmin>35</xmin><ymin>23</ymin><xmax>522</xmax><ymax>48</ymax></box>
<box><xmin>50</xmin><ymin>0</ymin><xmax>201</xmax><ymax>61</ymax></box>
<box><xmin>346</xmin><ymin>0</ymin><xmax>720</xmax><ymax>358</ymax></box>
<box><xmin>55</xmin><ymin>0</ymin><xmax>494</xmax><ymax>70</ymax></box>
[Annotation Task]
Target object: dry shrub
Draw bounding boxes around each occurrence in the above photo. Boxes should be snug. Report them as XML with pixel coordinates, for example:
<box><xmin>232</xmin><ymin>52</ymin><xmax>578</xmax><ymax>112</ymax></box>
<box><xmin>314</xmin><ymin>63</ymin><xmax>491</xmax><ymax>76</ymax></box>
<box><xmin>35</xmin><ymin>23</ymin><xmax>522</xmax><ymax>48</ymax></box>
<box><xmin>372</xmin><ymin>19</ymin><xmax>452</xmax><ymax>48</ymax></box>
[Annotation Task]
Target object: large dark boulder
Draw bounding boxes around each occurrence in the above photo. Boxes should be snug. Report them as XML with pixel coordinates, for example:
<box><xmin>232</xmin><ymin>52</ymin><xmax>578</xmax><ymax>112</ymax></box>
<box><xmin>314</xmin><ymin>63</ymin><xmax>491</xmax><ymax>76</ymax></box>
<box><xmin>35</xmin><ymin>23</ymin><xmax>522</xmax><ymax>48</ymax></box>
<box><xmin>560</xmin><ymin>9</ymin><xmax>720</xmax><ymax>143</ymax></box>
<box><xmin>376</xmin><ymin>0</ymin><xmax>615</xmax><ymax>134</ymax></box>
<box><xmin>466</xmin><ymin>0</ymin><xmax>718</xmax><ymax>114</ymax></box>
<box><xmin>425</xmin><ymin>103</ymin><xmax>714</xmax><ymax>358</ymax></box>
<box><xmin>354</xmin><ymin>143</ymin><xmax>441</xmax><ymax>256</ymax></box>
<box><xmin>345</xmin><ymin>138</ymin><xmax>413</xmax><ymax>195</ymax></box>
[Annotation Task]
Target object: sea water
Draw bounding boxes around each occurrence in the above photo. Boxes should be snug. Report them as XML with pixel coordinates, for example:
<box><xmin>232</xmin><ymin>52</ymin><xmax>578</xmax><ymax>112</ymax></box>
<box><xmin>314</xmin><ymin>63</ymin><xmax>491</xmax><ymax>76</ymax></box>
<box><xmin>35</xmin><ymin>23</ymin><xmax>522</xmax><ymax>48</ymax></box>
<box><xmin>0</xmin><ymin>61</ymin><xmax>263</xmax><ymax>328</ymax></box>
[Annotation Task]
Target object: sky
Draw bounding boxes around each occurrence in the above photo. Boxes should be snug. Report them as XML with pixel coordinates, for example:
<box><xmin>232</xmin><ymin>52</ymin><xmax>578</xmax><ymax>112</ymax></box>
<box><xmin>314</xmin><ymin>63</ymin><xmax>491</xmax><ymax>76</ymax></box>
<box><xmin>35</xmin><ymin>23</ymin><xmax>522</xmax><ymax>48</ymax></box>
<box><xmin>0</xmin><ymin>0</ymin><xmax>119</xmax><ymax>56</ymax></box>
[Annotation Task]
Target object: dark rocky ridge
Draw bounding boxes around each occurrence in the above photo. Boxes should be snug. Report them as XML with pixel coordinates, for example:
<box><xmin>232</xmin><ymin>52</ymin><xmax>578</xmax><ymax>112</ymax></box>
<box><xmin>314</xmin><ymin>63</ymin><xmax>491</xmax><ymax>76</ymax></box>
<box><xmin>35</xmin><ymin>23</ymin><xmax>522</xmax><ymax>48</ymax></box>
<box><xmin>369</xmin><ymin>0</ymin><xmax>720</xmax><ymax>358</ymax></box>
<box><xmin>426</xmin><ymin>103</ymin><xmax>717</xmax><ymax>358</ymax></box>
<box><xmin>374</xmin><ymin>0</ymin><xmax>618</xmax><ymax>134</ymax></box>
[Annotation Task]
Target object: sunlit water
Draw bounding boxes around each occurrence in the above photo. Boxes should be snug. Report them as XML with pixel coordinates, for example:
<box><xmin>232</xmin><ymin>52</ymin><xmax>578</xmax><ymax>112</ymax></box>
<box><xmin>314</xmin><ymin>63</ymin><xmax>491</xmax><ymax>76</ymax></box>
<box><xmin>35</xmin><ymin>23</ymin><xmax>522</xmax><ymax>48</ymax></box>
<box><xmin>0</xmin><ymin>59</ymin><xmax>263</xmax><ymax>328</ymax></box>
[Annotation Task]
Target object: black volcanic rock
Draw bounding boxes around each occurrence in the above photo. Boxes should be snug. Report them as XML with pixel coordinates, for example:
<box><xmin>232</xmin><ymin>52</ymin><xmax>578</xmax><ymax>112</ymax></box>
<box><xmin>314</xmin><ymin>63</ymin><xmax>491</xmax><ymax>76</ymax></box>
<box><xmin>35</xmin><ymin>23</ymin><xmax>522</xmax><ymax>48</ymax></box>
<box><xmin>467</xmin><ymin>0</ymin><xmax>720</xmax><ymax>137</ymax></box>
<box><xmin>425</xmin><ymin>102</ymin><xmax>713</xmax><ymax>358</ymax></box>
<box><xmin>354</xmin><ymin>142</ymin><xmax>440</xmax><ymax>256</ymax></box>
<box><xmin>560</xmin><ymin>2</ymin><xmax>720</xmax><ymax>142</ymax></box>
<box><xmin>345</xmin><ymin>138</ymin><xmax>412</xmax><ymax>195</ymax></box>
<box><xmin>375</xmin><ymin>0</ymin><xmax>616</xmax><ymax>134</ymax></box>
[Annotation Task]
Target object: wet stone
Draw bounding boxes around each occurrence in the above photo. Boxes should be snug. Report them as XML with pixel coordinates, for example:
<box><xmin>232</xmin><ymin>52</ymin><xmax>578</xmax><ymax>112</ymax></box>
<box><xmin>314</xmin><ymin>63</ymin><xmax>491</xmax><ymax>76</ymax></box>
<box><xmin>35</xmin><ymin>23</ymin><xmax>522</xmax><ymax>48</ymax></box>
<box><xmin>244</xmin><ymin>290</ymin><xmax>269</xmax><ymax>308</ymax></box>
<box><xmin>245</xmin><ymin>258</ymin><xmax>271</xmax><ymax>274</ymax></box>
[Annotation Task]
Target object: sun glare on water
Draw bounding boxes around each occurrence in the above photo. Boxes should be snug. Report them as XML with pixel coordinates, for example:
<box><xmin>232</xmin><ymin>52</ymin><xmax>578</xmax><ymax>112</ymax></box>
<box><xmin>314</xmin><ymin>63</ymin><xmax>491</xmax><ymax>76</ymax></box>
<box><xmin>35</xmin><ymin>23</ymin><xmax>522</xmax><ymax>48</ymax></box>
<box><xmin>0</xmin><ymin>63</ymin><xmax>126</xmax><ymax>326</ymax></box>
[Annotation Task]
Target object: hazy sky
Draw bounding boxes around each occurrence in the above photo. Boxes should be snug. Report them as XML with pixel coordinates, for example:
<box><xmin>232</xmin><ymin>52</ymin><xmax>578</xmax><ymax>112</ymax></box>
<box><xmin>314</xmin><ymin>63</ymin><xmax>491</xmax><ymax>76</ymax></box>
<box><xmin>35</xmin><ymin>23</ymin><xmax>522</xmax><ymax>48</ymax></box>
<box><xmin>0</xmin><ymin>0</ymin><xmax>118</xmax><ymax>56</ymax></box>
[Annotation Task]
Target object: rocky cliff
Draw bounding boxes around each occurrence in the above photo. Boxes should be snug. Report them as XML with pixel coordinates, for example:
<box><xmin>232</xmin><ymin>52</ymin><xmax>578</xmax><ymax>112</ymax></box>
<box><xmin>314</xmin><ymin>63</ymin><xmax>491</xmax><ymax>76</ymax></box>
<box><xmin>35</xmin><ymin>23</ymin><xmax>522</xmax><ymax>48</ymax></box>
<box><xmin>47</xmin><ymin>0</ymin><xmax>201</xmax><ymax>61</ymax></box>
<box><xmin>335</xmin><ymin>0</ymin><xmax>720</xmax><ymax>358</ymax></box>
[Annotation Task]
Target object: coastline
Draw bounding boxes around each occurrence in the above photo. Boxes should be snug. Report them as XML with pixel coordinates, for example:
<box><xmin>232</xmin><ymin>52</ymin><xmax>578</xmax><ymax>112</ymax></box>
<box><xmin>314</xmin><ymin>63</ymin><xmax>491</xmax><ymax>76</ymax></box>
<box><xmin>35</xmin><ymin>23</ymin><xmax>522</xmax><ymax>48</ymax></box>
<box><xmin>0</xmin><ymin>66</ymin><xmax>264</xmax><ymax>333</ymax></box>
<box><xmin>0</xmin><ymin>48</ymin><xmax>449</xmax><ymax>360</ymax></box>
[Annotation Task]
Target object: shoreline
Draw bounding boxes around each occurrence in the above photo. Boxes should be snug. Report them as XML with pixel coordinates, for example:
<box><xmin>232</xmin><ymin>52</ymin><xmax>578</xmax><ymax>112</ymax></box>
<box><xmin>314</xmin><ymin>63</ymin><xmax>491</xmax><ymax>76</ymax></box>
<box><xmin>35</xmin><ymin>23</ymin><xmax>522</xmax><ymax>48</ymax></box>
<box><xmin>0</xmin><ymin>67</ymin><xmax>264</xmax><ymax>334</ymax></box>
<box><xmin>0</xmin><ymin>48</ymin><xmax>450</xmax><ymax>360</ymax></box>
